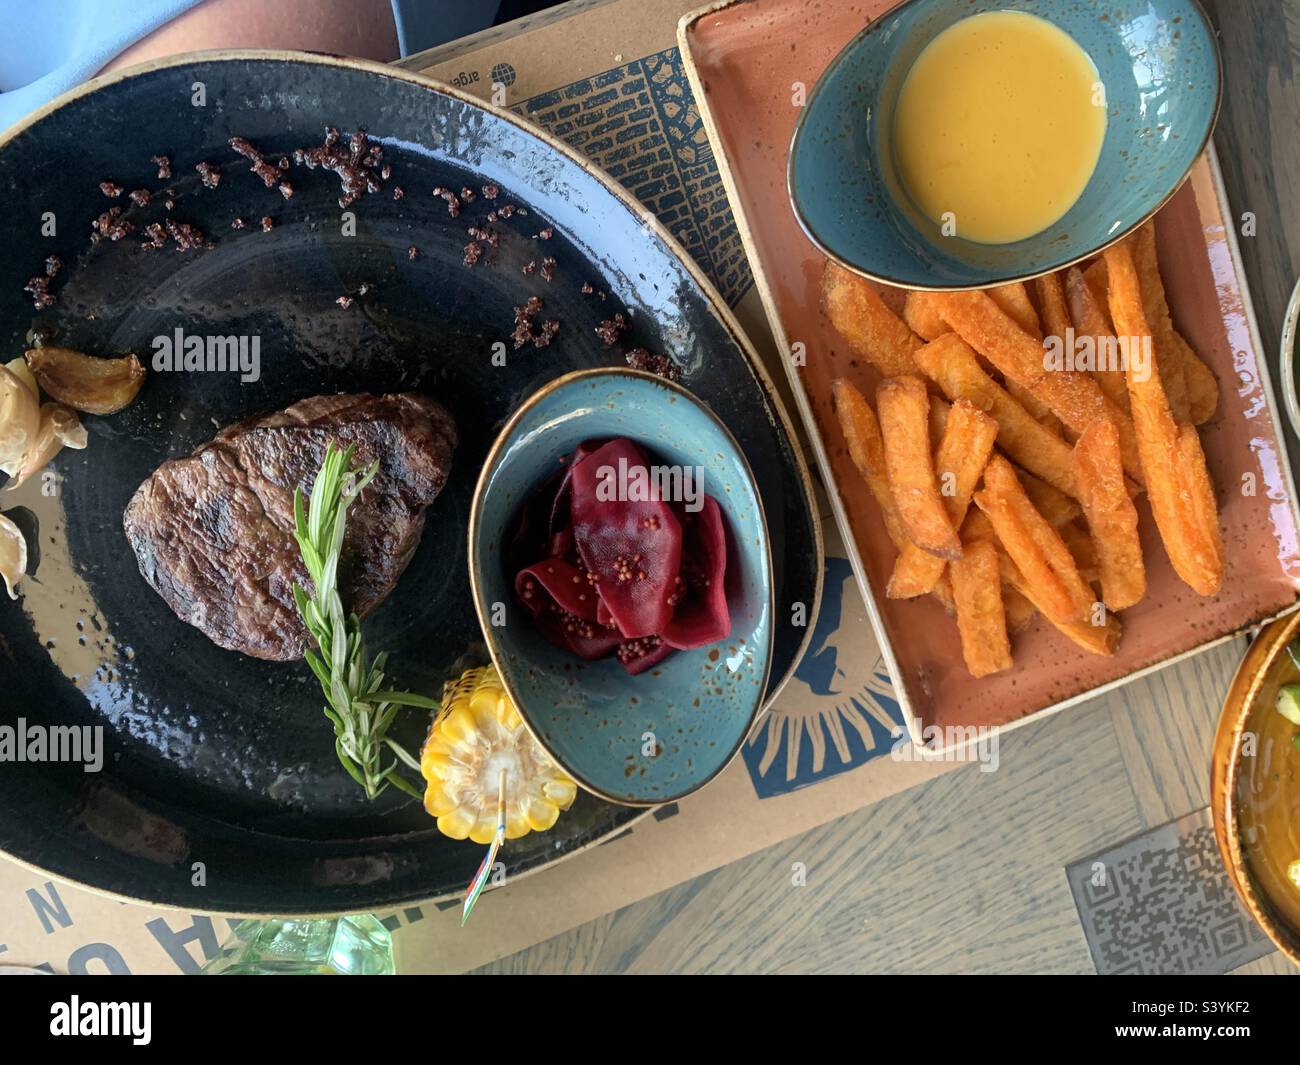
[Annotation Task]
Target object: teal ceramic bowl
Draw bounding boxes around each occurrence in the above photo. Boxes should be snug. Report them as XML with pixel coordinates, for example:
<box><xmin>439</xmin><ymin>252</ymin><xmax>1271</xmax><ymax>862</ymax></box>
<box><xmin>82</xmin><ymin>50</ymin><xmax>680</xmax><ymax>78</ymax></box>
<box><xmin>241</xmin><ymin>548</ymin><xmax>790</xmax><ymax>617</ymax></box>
<box><xmin>469</xmin><ymin>368</ymin><xmax>774</xmax><ymax>806</ymax></box>
<box><xmin>788</xmin><ymin>0</ymin><xmax>1222</xmax><ymax>289</ymax></box>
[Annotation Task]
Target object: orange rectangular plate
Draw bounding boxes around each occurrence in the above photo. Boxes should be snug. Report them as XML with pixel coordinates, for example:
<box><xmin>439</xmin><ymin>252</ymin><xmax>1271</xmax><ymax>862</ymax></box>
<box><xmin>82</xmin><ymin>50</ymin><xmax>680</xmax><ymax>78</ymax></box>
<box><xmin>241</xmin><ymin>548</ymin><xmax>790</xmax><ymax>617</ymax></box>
<box><xmin>680</xmin><ymin>0</ymin><xmax>1300</xmax><ymax>747</ymax></box>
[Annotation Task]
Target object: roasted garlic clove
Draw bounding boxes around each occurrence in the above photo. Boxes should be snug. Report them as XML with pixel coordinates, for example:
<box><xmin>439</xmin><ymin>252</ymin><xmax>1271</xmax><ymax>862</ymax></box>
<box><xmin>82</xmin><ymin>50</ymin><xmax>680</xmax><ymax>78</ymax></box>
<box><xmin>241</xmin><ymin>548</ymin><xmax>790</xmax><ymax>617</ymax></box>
<box><xmin>0</xmin><ymin>511</ymin><xmax>28</xmax><ymax>598</ymax></box>
<box><xmin>5</xmin><ymin>403</ymin><xmax>87</xmax><ymax>491</ymax></box>
<box><xmin>0</xmin><ymin>366</ymin><xmax>40</xmax><ymax>477</ymax></box>
<box><xmin>3</xmin><ymin>357</ymin><xmax>38</xmax><ymax>400</ymax></box>
<box><xmin>25</xmin><ymin>346</ymin><xmax>145</xmax><ymax>416</ymax></box>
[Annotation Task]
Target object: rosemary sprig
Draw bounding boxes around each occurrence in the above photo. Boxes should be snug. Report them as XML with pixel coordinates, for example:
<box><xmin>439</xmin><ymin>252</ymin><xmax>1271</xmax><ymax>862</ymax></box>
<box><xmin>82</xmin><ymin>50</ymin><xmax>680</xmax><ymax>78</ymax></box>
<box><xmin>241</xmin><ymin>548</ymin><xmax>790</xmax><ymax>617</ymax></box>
<box><xmin>291</xmin><ymin>441</ymin><xmax>432</xmax><ymax>800</ymax></box>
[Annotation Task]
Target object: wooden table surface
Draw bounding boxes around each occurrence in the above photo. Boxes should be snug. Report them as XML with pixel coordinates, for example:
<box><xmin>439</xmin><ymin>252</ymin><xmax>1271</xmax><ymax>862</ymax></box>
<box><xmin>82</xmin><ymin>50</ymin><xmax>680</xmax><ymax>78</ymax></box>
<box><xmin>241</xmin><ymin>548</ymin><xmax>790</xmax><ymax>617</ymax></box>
<box><xmin>472</xmin><ymin>0</ymin><xmax>1300</xmax><ymax>975</ymax></box>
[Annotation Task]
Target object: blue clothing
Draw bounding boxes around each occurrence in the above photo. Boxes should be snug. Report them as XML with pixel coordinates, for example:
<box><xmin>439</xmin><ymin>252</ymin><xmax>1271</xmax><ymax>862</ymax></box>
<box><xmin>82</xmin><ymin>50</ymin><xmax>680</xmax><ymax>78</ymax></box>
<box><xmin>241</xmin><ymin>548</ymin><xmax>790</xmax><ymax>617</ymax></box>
<box><xmin>0</xmin><ymin>0</ymin><xmax>503</xmax><ymax>133</ymax></box>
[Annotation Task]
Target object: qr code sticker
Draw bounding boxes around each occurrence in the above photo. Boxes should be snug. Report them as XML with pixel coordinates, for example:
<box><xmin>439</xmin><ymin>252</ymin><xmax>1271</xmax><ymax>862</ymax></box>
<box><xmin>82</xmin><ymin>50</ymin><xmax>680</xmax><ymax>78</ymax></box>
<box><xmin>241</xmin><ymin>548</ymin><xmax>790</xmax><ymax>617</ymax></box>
<box><xmin>1065</xmin><ymin>808</ymin><xmax>1273</xmax><ymax>975</ymax></box>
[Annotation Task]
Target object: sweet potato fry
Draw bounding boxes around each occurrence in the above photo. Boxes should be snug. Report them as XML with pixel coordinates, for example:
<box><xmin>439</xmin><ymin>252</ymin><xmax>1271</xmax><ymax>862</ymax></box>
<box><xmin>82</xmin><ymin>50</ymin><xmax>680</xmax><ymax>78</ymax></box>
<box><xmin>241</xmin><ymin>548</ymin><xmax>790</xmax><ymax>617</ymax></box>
<box><xmin>1005</xmin><ymin>379</ymin><xmax>1063</xmax><ymax>434</ymax></box>
<box><xmin>928</xmin><ymin>394</ymin><xmax>949</xmax><ymax>444</ymax></box>
<box><xmin>832</xmin><ymin>378</ymin><xmax>909</xmax><ymax>549</ymax></box>
<box><xmin>904</xmin><ymin>290</ymin><xmax>949</xmax><ymax>341</ymax></box>
<box><xmin>877</xmin><ymin>376</ymin><xmax>962</xmax><ymax>559</ymax></box>
<box><xmin>1178</xmin><ymin>330</ymin><xmax>1219</xmax><ymax>424</ymax></box>
<box><xmin>1176</xmin><ymin>421</ymin><xmax>1224</xmax><ymax>582</ymax></box>
<box><xmin>1104</xmin><ymin>240</ymin><xmax>1223</xmax><ymax>595</ymax></box>
<box><xmin>929</xmin><ymin>289</ymin><xmax>1144</xmax><ymax>482</ymax></box>
<box><xmin>1033</xmin><ymin>272</ymin><xmax>1072</xmax><ymax>345</ymax></box>
<box><xmin>949</xmin><ymin>538</ymin><xmax>1012</xmax><ymax>677</ymax></box>
<box><xmin>1002</xmin><ymin>585</ymin><xmax>1037</xmax><ymax>634</ymax></box>
<box><xmin>888</xmin><ymin>399</ymin><xmax>997</xmax><ymax>598</ymax></box>
<box><xmin>999</xmin><ymin>554</ymin><xmax>1121</xmax><ymax>656</ymax></box>
<box><xmin>1019</xmin><ymin>468</ymin><xmax>1083</xmax><ymax>526</ymax></box>
<box><xmin>990</xmin><ymin>282</ymin><xmax>1040</xmax><ymax>338</ymax></box>
<box><xmin>1132</xmin><ymin>221</ymin><xmax>1189</xmax><ymax>423</ymax></box>
<box><xmin>911</xmin><ymin>333</ymin><xmax>1077</xmax><ymax>497</ymax></box>
<box><xmin>1022</xmin><ymin>273</ymin><xmax>1075</xmax><ymax>433</ymax></box>
<box><xmin>1072</xmin><ymin>415</ymin><xmax>1145</xmax><ymax>609</ymax></box>
<box><xmin>1083</xmin><ymin>258</ymin><xmax>1108</xmax><ymax>304</ymax></box>
<box><xmin>964</xmin><ymin>465</ymin><xmax>1081</xmax><ymax>545</ymax></box>
<box><xmin>832</xmin><ymin>379</ymin><xmax>957</xmax><ymax>613</ymax></box>
<box><xmin>973</xmin><ymin>455</ymin><xmax>1095</xmax><ymax>624</ymax></box>
<box><xmin>822</xmin><ymin>262</ymin><xmax>921</xmax><ymax>377</ymax></box>
<box><xmin>1059</xmin><ymin>519</ymin><xmax>1100</xmax><ymax>585</ymax></box>
<box><xmin>1065</xmin><ymin>265</ymin><xmax>1129</xmax><ymax>413</ymax></box>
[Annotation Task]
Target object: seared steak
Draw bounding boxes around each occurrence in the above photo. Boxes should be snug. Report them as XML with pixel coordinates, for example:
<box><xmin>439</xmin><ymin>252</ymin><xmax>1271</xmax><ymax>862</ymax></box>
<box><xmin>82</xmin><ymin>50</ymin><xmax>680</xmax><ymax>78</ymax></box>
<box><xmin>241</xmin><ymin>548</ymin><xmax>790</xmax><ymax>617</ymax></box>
<box><xmin>123</xmin><ymin>393</ymin><xmax>457</xmax><ymax>660</ymax></box>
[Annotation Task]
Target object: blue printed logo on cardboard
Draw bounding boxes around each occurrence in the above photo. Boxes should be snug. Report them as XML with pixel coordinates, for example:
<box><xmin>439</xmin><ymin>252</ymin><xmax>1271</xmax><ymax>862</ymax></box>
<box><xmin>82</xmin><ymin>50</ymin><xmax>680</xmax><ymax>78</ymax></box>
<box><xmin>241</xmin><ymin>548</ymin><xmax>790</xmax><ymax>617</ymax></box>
<box><xmin>514</xmin><ymin>48</ymin><xmax>752</xmax><ymax>305</ymax></box>
<box><xmin>741</xmin><ymin>557</ymin><xmax>904</xmax><ymax>799</ymax></box>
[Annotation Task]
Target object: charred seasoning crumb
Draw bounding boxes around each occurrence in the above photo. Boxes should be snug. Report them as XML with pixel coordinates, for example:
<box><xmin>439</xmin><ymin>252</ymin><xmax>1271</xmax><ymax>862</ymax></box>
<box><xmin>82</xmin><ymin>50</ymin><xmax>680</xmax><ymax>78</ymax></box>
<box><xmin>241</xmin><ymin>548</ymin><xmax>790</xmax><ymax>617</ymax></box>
<box><xmin>141</xmin><ymin>222</ymin><xmax>167</xmax><ymax>249</ymax></box>
<box><xmin>467</xmin><ymin>225</ymin><xmax>499</xmax><ymax>248</ymax></box>
<box><xmin>626</xmin><ymin>348</ymin><xmax>681</xmax><ymax>382</ymax></box>
<box><xmin>407</xmin><ymin>245</ymin><xmax>420</xmax><ymax>261</ymax></box>
<box><xmin>497</xmin><ymin>204</ymin><xmax>516</xmax><ymax>219</ymax></box>
<box><xmin>260</xmin><ymin>216</ymin><xmax>274</xmax><ymax>232</ymax></box>
<box><xmin>433</xmin><ymin>186</ymin><xmax>461</xmax><ymax>217</ymax></box>
<box><xmin>482</xmin><ymin>183</ymin><xmax>500</xmax><ymax>200</ymax></box>
<box><xmin>45</xmin><ymin>256</ymin><xmax>63</xmax><ymax>278</ymax></box>
<box><xmin>581</xmin><ymin>281</ymin><xmax>594</xmax><ymax>294</ymax></box>
<box><xmin>463</xmin><ymin>241</ymin><xmax>482</xmax><ymax>267</ymax></box>
<box><xmin>195</xmin><ymin>161</ymin><xmax>221</xmax><ymax>188</ymax></box>
<box><xmin>536</xmin><ymin>226</ymin><xmax>554</xmax><ymax>240</ymax></box>
<box><xmin>231</xmin><ymin>217</ymin><xmax>247</xmax><ymax>229</ymax></box>
<box><xmin>128</xmin><ymin>188</ymin><xmax>151</xmax><ymax>207</ymax></box>
<box><xmin>522</xmin><ymin>260</ymin><xmax>536</xmax><ymax>276</ymax></box>
<box><xmin>229</xmin><ymin>136</ymin><xmax>282</xmax><ymax>189</ymax></box>
<box><xmin>292</xmin><ymin>128</ymin><xmax>383</xmax><ymax>208</ymax></box>
<box><xmin>392</xmin><ymin>186</ymin><xmax>404</xmax><ymax>200</ymax></box>
<box><xmin>99</xmin><ymin>181</ymin><xmax>123</xmax><ymax>198</ymax></box>
<box><xmin>594</xmin><ymin>313</ymin><xmax>630</xmax><ymax>345</ymax></box>
<box><xmin>23</xmin><ymin>276</ymin><xmax>54</xmax><ymax>309</ymax></box>
<box><xmin>151</xmin><ymin>154</ymin><xmax>172</xmax><ymax>179</ymax></box>
<box><xmin>540</xmin><ymin>257</ymin><xmax>556</xmax><ymax>282</ymax></box>
<box><xmin>460</xmin><ymin>187</ymin><xmax>476</xmax><ymax>203</ymax></box>
<box><xmin>91</xmin><ymin>207</ymin><xmax>134</xmax><ymax>243</ymax></box>
<box><xmin>278</xmin><ymin>182</ymin><xmax>294</xmax><ymax>200</ymax></box>
<box><xmin>165</xmin><ymin>219</ymin><xmax>208</xmax><ymax>250</ymax></box>
<box><xmin>336</xmin><ymin>295</ymin><xmax>354</xmax><ymax>309</ymax></box>
<box><xmin>512</xmin><ymin>296</ymin><xmax>560</xmax><ymax>349</ymax></box>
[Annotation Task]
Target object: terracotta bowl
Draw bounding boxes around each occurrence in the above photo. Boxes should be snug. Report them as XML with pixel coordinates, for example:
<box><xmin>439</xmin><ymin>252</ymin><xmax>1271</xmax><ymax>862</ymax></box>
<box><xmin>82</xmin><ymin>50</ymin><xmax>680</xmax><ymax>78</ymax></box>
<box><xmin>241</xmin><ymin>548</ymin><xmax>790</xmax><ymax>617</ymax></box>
<box><xmin>1212</xmin><ymin>612</ymin><xmax>1300</xmax><ymax>965</ymax></box>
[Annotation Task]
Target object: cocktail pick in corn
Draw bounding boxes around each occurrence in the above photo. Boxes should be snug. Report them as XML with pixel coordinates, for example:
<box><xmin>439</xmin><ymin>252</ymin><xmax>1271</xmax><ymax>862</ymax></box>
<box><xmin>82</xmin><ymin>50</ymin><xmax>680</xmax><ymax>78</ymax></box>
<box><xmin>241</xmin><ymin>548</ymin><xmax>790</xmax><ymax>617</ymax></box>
<box><xmin>420</xmin><ymin>664</ymin><xmax>577</xmax><ymax>843</ymax></box>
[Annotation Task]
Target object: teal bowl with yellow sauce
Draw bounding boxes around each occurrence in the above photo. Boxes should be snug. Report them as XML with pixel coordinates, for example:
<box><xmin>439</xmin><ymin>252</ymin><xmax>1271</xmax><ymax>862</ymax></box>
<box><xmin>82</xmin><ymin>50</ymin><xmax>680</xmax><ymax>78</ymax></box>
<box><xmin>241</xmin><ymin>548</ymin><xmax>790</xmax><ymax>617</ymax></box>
<box><xmin>788</xmin><ymin>0</ymin><xmax>1222</xmax><ymax>289</ymax></box>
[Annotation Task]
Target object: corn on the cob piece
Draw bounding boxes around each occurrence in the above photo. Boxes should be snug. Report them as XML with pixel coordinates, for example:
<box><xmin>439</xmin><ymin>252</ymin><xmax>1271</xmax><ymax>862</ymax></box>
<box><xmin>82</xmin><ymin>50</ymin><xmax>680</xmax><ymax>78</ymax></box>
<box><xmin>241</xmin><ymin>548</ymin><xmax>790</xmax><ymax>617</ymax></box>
<box><xmin>420</xmin><ymin>665</ymin><xmax>577</xmax><ymax>843</ymax></box>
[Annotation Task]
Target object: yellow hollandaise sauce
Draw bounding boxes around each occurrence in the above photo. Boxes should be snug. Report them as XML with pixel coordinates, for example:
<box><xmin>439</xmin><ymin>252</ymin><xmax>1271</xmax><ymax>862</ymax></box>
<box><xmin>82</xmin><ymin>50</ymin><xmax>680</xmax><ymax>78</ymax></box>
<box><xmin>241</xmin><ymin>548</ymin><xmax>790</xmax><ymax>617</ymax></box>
<box><xmin>892</xmin><ymin>10</ymin><xmax>1107</xmax><ymax>245</ymax></box>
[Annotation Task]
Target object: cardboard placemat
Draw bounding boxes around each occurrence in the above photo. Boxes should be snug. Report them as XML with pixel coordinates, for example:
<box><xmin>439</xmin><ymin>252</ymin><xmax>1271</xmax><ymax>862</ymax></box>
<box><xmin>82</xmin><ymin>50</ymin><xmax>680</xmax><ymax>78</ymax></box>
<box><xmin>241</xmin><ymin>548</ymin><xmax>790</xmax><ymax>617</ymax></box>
<box><xmin>0</xmin><ymin>0</ymin><xmax>956</xmax><ymax>974</ymax></box>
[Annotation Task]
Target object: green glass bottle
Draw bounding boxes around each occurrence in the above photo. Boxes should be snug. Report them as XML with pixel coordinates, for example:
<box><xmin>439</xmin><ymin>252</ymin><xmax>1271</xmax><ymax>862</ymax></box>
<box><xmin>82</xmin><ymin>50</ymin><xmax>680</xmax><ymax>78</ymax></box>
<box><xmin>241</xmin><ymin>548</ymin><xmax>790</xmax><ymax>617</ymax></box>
<box><xmin>201</xmin><ymin>916</ymin><xmax>395</xmax><ymax>975</ymax></box>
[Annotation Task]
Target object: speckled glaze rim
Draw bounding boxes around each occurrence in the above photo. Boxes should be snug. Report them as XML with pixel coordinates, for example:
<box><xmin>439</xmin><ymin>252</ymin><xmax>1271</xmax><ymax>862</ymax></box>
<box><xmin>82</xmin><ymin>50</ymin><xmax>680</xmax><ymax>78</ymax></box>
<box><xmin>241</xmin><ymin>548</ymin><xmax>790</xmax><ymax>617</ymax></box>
<box><xmin>468</xmin><ymin>366</ymin><xmax>777</xmax><ymax>808</ymax></box>
<box><xmin>0</xmin><ymin>47</ymin><xmax>823</xmax><ymax>916</ymax></box>
<box><xmin>782</xmin><ymin>0</ymin><xmax>1225</xmax><ymax>291</ymax></box>
<box><xmin>1211</xmin><ymin>613</ymin><xmax>1300</xmax><ymax>966</ymax></box>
